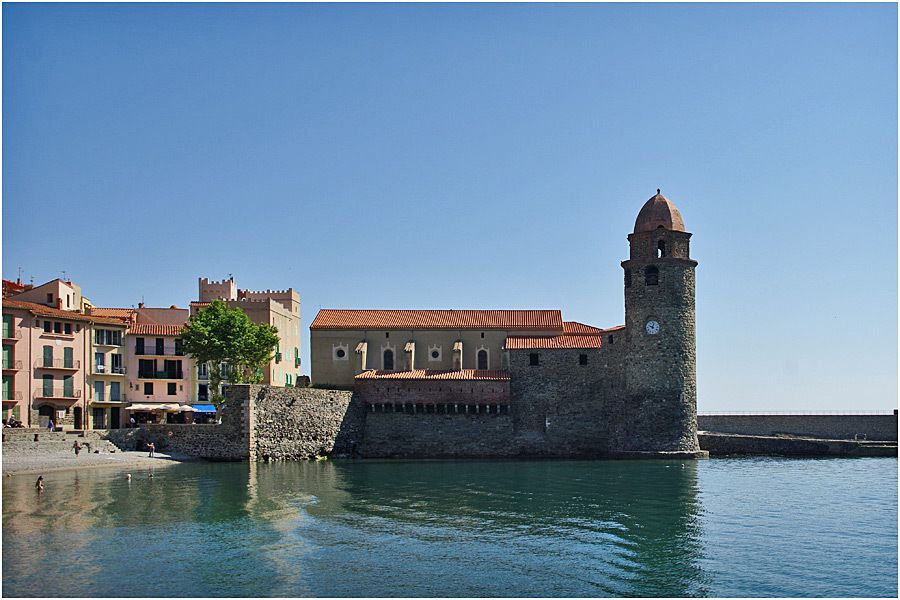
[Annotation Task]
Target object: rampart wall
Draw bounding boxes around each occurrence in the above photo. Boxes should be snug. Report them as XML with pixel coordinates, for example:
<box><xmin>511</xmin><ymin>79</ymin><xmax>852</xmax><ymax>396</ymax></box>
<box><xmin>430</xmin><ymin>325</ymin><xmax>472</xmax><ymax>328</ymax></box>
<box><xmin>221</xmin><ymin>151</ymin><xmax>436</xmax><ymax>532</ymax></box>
<box><xmin>355</xmin><ymin>378</ymin><xmax>510</xmax><ymax>407</ymax></box>
<box><xmin>698</xmin><ymin>414</ymin><xmax>897</xmax><ymax>441</ymax></box>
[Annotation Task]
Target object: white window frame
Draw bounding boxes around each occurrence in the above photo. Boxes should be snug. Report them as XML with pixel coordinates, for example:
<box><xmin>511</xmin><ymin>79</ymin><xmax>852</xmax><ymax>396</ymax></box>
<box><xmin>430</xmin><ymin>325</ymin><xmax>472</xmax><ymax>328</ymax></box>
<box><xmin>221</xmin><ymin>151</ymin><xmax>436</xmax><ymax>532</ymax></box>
<box><xmin>332</xmin><ymin>344</ymin><xmax>349</xmax><ymax>362</ymax></box>
<box><xmin>427</xmin><ymin>344</ymin><xmax>442</xmax><ymax>362</ymax></box>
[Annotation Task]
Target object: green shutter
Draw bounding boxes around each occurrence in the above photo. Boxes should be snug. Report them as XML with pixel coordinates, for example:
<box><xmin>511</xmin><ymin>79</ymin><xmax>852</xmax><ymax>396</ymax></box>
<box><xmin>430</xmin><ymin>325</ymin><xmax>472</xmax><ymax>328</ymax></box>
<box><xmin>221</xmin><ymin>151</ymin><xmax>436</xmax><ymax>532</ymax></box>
<box><xmin>63</xmin><ymin>347</ymin><xmax>74</xmax><ymax>369</ymax></box>
<box><xmin>43</xmin><ymin>346</ymin><xmax>53</xmax><ymax>367</ymax></box>
<box><xmin>2</xmin><ymin>315</ymin><xmax>11</xmax><ymax>339</ymax></box>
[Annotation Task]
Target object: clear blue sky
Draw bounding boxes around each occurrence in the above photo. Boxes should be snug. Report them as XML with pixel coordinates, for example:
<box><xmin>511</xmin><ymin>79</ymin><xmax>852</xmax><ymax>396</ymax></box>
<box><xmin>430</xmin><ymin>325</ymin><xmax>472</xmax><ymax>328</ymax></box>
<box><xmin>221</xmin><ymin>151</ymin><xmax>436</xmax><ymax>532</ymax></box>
<box><xmin>3</xmin><ymin>3</ymin><xmax>897</xmax><ymax>411</ymax></box>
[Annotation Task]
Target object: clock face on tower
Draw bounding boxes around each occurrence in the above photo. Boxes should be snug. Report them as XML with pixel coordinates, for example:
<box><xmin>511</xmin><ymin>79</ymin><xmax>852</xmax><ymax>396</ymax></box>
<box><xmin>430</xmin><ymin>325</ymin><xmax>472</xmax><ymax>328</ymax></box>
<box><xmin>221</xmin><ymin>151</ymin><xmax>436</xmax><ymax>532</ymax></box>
<box><xmin>645</xmin><ymin>320</ymin><xmax>660</xmax><ymax>335</ymax></box>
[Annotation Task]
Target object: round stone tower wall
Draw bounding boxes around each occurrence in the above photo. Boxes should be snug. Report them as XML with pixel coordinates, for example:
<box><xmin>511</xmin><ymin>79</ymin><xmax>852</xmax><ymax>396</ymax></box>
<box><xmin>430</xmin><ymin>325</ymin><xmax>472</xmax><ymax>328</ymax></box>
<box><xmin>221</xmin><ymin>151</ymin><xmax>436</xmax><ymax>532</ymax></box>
<box><xmin>619</xmin><ymin>224</ymin><xmax>701</xmax><ymax>454</ymax></box>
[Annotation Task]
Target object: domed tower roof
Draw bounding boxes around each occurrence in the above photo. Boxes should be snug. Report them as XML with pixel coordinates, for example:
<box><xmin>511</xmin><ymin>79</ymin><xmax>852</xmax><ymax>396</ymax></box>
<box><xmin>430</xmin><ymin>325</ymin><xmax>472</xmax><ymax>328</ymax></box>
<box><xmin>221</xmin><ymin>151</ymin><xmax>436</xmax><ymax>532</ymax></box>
<box><xmin>633</xmin><ymin>189</ymin><xmax>685</xmax><ymax>233</ymax></box>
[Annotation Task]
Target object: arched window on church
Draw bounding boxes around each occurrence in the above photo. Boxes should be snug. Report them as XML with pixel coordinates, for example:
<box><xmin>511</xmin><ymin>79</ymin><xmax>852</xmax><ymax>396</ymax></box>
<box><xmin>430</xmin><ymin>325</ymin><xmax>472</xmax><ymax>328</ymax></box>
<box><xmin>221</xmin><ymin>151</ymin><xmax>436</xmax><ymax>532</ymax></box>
<box><xmin>477</xmin><ymin>350</ymin><xmax>488</xmax><ymax>370</ymax></box>
<box><xmin>657</xmin><ymin>240</ymin><xmax>666</xmax><ymax>258</ymax></box>
<box><xmin>645</xmin><ymin>265</ymin><xmax>659</xmax><ymax>286</ymax></box>
<box><xmin>383</xmin><ymin>349</ymin><xmax>394</xmax><ymax>371</ymax></box>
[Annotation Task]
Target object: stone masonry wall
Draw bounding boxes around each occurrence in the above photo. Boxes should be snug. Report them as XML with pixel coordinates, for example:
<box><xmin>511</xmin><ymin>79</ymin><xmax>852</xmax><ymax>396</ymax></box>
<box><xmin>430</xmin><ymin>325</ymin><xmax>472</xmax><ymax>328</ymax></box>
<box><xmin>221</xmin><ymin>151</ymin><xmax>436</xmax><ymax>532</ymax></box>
<box><xmin>246</xmin><ymin>385</ymin><xmax>365</xmax><ymax>461</ymax></box>
<box><xmin>698</xmin><ymin>414</ymin><xmax>898</xmax><ymax>441</ymax></box>
<box><xmin>360</xmin><ymin>412</ymin><xmax>517</xmax><ymax>457</ymax></box>
<box><xmin>355</xmin><ymin>378</ymin><xmax>510</xmax><ymax>406</ymax></box>
<box><xmin>508</xmin><ymin>346</ymin><xmax>620</xmax><ymax>456</ymax></box>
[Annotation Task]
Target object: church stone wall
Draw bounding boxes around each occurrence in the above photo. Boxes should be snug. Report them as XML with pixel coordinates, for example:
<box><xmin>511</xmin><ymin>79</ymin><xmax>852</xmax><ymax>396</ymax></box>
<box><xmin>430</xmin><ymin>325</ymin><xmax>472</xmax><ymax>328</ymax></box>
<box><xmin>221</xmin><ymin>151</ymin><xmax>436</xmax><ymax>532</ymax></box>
<box><xmin>508</xmin><ymin>347</ymin><xmax>620</xmax><ymax>456</ymax></box>
<box><xmin>356</xmin><ymin>378</ymin><xmax>510</xmax><ymax>407</ymax></box>
<box><xmin>360</xmin><ymin>413</ymin><xmax>517</xmax><ymax>457</ymax></box>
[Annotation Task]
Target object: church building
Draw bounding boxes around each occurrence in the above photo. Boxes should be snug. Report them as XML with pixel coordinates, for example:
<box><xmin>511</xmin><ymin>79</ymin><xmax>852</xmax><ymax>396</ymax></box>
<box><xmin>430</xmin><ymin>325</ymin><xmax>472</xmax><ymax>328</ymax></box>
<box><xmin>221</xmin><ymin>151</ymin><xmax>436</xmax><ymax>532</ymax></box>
<box><xmin>309</xmin><ymin>191</ymin><xmax>704</xmax><ymax>458</ymax></box>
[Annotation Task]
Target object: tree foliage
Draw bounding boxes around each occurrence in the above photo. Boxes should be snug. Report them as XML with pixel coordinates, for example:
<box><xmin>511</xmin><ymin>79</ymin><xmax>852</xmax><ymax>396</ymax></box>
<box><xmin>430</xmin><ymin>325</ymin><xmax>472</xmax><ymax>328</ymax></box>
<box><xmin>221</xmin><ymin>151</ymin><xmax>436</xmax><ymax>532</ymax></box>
<box><xmin>181</xmin><ymin>300</ymin><xmax>279</xmax><ymax>408</ymax></box>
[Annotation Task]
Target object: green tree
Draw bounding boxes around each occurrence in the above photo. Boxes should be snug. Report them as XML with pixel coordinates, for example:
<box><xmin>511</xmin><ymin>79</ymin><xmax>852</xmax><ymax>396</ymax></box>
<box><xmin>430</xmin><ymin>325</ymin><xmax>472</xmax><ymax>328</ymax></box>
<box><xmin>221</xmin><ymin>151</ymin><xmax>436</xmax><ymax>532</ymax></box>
<box><xmin>181</xmin><ymin>300</ymin><xmax>279</xmax><ymax>417</ymax></box>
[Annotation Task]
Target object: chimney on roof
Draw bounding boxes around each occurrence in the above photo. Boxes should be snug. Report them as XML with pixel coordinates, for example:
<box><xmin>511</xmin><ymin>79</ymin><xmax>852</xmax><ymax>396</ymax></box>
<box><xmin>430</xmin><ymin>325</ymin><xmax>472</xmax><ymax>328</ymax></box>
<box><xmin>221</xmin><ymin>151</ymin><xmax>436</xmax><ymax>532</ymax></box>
<box><xmin>56</xmin><ymin>298</ymin><xmax>63</xmax><ymax>310</ymax></box>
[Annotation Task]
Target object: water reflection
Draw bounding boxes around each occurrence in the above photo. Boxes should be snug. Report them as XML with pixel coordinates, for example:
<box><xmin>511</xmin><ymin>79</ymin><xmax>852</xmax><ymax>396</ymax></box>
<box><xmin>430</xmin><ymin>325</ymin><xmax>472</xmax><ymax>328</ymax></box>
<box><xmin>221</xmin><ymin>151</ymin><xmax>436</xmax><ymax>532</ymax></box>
<box><xmin>235</xmin><ymin>459</ymin><xmax>709</xmax><ymax>596</ymax></box>
<box><xmin>4</xmin><ymin>458</ymin><xmax>894</xmax><ymax>597</ymax></box>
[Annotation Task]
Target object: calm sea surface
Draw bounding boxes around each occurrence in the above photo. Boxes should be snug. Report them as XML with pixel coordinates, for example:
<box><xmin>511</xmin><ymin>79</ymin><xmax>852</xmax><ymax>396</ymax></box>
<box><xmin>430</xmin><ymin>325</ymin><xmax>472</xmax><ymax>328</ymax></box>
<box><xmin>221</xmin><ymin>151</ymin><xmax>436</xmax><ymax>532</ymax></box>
<box><xmin>2</xmin><ymin>457</ymin><xmax>896</xmax><ymax>597</ymax></box>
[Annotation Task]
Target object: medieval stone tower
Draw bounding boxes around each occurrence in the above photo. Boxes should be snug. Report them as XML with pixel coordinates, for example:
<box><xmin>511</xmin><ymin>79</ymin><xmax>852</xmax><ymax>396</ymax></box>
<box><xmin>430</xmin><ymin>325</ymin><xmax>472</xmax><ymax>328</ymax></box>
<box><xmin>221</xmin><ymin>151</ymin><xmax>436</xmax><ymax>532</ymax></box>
<box><xmin>619</xmin><ymin>191</ymin><xmax>702</xmax><ymax>455</ymax></box>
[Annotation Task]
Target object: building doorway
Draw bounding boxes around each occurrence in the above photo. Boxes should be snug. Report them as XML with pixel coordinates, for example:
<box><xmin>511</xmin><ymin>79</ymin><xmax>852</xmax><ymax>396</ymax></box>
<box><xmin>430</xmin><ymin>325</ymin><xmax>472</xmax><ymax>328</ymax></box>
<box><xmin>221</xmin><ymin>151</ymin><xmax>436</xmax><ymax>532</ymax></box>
<box><xmin>73</xmin><ymin>406</ymin><xmax>83</xmax><ymax>429</ymax></box>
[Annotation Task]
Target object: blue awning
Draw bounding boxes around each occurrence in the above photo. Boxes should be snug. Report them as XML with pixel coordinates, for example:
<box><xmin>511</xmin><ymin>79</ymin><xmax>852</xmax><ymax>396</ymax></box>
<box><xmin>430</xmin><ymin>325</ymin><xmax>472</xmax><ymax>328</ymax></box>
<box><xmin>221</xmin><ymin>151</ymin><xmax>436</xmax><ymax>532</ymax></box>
<box><xmin>191</xmin><ymin>404</ymin><xmax>217</xmax><ymax>413</ymax></box>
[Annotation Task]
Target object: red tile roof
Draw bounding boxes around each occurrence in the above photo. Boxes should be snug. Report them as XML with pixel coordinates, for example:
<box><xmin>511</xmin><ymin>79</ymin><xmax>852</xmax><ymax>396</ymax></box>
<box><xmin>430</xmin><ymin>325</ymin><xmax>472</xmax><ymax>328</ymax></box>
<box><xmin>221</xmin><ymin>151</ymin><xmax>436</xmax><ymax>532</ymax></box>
<box><xmin>2</xmin><ymin>299</ymin><xmax>127</xmax><ymax>326</ymax></box>
<box><xmin>355</xmin><ymin>369</ymin><xmax>511</xmax><ymax>381</ymax></box>
<box><xmin>90</xmin><ymin>307</ymin><xmax>136</xmax><ymax>319</ymax></box>
<box><xmin>562</xmin><ymin>321</ymin><xmax>604</xmax><ymax>335</ymax></box>
<box><xmin>311</xmin><ymin>310</ymin><xmax>563</xmax><ymax>330</ymax></box>
<box><xmin>128</xmin><ymin>323</ymin><xmax>184</xmax><ymax>336</ymax></box>
<box><xmin>505</xmin><ymin>334</ymin><xmax>603</xmax><ymax>350</ymax></box>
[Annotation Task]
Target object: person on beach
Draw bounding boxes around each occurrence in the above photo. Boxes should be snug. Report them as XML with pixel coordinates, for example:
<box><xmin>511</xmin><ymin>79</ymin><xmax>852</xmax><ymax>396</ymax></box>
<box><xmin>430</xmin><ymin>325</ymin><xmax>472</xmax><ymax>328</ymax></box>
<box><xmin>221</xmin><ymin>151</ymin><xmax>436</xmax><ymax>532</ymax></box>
<box><xmin>73</xmin><ymin>440</ymin><xmax>81</xmax><ymax>456</ymax></box>
<box><xmin>129</xmin><ymin>416</ymin><xmax>136</xmax><ymax>428</ymax></box>
<box><xmin>126</xmin><ymin>473</ymin><xmax>132</xmax><ymax>481</ymax></box>
<box><xmin>47</xmin><ymin>419</ymin><xmax>54</xmax><ymax>431</ymax></box>
<box><xmin>147</xmin><ymin>441</ymin><xmax>155</xmax><ymax>458</ymax></box>
<box><xmin>35</xmin><ymin>475</ymin><xmax>43</xmax><ymax>492</ymax></box>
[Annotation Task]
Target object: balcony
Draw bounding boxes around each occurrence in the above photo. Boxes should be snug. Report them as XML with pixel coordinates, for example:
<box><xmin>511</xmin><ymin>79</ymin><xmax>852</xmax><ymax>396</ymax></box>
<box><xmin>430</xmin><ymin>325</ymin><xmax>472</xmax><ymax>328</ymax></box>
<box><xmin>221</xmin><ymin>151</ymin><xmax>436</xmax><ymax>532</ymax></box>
<box><xmin>2</xmin><ymin>328</ymin><xmax>21</xmax><ymax>341</ymax></box>
<box><xmin>34</xmin><ymin>358</ymin><xmax>81</xmax><ymax>370</ymax></box>
<box><xmin>94</xmin><ymin>365</ymin><xmax>127</xmax><ymax>375</ymax></box>
<box><xmin>91</xmin><ymin>393</ymin><xmax>127</xmax><ymax>405</ymax></box>
<box><xmin>138</xmin><ymin>371</ymin><xmax>185</xmax><ymax>380</ymax></box>
<box><xmin>33</xmin><ymin>388</ymin><xmax>82</xmax><ymax>401</ymax></box>
<box><xmin>2</xmin><ymin>391</ymin><xmax>23</xmax><ymax>403</ymax></box>
<box><xmin>2</xmin><ymin>359</ymin><xmax>23</xmax><ymax>371</ymax></box>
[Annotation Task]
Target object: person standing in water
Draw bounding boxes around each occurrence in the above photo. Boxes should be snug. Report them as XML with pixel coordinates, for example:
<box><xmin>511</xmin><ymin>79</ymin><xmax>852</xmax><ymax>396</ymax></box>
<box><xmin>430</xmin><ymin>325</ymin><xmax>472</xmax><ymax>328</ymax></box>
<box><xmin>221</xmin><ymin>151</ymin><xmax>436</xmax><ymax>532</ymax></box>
<box><xmin>35</xmin><ymin>475</ymin><xmax>43</xmax><ymax>493</ymax></box>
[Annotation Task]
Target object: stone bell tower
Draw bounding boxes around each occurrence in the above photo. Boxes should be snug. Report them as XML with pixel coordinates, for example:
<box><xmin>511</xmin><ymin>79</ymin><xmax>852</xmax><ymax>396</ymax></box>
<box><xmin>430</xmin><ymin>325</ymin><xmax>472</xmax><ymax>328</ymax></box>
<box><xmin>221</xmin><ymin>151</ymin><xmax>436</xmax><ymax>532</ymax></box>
<box><xmin>619</xmin><ymin>190</ymin><xmax>705</xmax><ymax>457</ymax></box>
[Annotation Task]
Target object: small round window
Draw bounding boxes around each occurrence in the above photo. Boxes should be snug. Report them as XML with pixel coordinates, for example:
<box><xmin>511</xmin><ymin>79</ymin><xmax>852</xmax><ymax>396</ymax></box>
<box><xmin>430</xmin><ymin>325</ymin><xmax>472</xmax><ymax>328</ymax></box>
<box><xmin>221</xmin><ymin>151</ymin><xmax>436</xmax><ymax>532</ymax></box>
<box><xmin>431</xmin><ymin>350</ymin><xmax>439</xmax><ymax>359</ymax></box>
<box><xmin>335</xmin><ymin>349</ymin><xmax>346</xmax><ymax>359</ymax></box>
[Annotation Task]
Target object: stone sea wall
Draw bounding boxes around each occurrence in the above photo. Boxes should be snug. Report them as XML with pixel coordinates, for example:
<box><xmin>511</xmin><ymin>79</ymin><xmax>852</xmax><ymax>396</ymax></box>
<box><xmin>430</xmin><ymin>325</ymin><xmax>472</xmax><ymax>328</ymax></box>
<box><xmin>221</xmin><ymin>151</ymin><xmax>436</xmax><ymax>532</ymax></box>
<box><xmin>698</xmin><ymin>414</ymin><xmax>898</xmax><ymax>441</ymax></box>
<box><xmin>231</xmin><ymin>385</ymin><xmax>365</xmax><ymax>461</ymax></box>
<box><xmin>699</xmin><ymin>432</ymin><xmax>897</xmax><ymax>457</ymax></box>
<box><xmin>360</xmin><ymin>412</ymin><xmax>517</xmax><ymax>457</ymax></box>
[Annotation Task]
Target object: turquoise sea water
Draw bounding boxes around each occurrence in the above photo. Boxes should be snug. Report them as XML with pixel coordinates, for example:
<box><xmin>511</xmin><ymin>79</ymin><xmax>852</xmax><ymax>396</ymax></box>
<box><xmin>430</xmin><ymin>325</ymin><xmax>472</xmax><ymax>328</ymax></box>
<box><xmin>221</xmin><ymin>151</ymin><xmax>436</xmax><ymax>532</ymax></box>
<box><xmin>2</xmin><ymin>457</ymin><xmax>897</xmax><ymax>597</ymax></box>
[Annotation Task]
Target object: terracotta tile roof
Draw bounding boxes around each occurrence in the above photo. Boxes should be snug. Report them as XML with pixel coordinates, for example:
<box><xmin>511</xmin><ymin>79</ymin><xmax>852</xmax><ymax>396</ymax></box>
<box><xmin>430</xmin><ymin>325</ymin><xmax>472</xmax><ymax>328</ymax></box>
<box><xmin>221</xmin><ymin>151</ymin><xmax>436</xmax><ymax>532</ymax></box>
<box><xmin>562</xmin><ymin>321</ymin><xmax>604</xmax><ymax>335</ymax></box>
<box><xmin>311</xmin><ymin>310</ymin><xmax>563</xmax><ymax>330</ymax></box>
<box><xmin>2</xmin><ymin>299</ymin><xmax>127</xmax><ymax>325</ymax></box>
<box><xmin>505</xmin><ymin>334</ymin><xmax>603</xmax><ymax>350</ymax></box>
<box><xmin>355</xmin><ymin>369</ymin><xmax>511</xmax><ymax>381</ymax></box>
<box><xmin>90</xmin><ymin>307</ymin><xmax>136</xmax><ymax>319</ymax></box>
<box><xmin>128</xmin><ymin>323</ymin><xmax>184</xmax><ymax>336</ymax></box>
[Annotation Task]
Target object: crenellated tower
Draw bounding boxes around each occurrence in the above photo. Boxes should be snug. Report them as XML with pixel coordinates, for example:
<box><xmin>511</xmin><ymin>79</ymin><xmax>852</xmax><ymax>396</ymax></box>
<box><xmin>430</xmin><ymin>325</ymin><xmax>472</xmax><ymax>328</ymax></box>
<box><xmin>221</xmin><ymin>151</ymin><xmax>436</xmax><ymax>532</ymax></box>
<box><xmin>619</xmin><ymin>190</ymin><xmax>704</xmax><ymax>456</ymax></box>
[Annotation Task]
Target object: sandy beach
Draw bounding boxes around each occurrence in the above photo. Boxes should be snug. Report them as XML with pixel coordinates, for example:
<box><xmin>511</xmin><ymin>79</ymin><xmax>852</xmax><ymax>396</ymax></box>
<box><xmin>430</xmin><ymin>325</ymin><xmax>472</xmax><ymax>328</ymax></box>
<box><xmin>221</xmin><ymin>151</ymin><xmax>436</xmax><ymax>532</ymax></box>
<box><xmin>2</xmin><ymin>449</ymin><xmax>196</xmax><ymax>476</ymax></box>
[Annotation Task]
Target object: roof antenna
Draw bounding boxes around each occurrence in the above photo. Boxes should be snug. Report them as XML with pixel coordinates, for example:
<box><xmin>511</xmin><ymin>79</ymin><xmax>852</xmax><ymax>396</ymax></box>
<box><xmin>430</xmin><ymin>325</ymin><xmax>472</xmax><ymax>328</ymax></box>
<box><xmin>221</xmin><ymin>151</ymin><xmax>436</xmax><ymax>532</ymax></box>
<box><xmin>59</xmin><ymin>270</ymin><xmax>68</xmax><ymax>281</ymax></box>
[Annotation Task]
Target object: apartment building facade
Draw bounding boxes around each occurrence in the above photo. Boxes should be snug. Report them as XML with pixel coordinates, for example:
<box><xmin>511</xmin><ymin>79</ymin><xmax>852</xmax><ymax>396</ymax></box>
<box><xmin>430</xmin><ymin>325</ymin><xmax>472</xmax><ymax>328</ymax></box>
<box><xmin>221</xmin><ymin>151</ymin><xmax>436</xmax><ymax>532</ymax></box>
<box><xmin>194</xmin><ymin>277</ymin><xmax>301</xmax><ymax>393</ymax></box>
